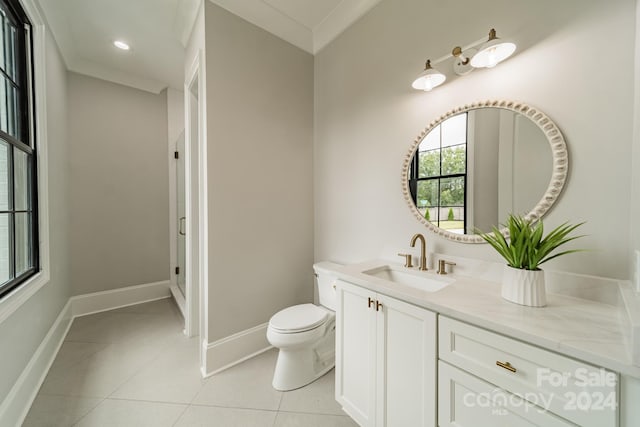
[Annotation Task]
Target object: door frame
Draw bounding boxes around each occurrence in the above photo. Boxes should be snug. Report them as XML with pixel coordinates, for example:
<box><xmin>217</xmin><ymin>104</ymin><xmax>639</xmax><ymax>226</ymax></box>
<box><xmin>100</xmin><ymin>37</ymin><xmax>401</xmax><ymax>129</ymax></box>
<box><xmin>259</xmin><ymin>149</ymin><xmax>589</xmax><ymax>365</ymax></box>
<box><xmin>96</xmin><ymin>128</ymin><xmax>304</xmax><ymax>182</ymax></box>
<box><xmin>183</xmin><ymin>50</ymin><xmax>208</xmax><ymax>351</ymax></box>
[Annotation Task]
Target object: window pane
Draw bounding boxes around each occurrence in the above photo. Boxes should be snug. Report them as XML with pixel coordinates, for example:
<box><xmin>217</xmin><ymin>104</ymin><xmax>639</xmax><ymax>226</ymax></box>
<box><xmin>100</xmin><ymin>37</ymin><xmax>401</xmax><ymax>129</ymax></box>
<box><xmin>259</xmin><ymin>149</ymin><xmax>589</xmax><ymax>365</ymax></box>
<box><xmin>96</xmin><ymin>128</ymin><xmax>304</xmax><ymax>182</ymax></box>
<box><xmin>15</xmin><ymin>211</ymin><xmax>30</xmax><ymax>275</ymax></box>
<box><xmin>441</xmin><ymin>145</ymin><xmax>466</xmax><ymax>175</ymax></box>
<box><xmin>0</xmin><ymin>10</ymin><xmax>17</xmax><ymax>81</ymax></box>
<box><xmin>0</xmin><ymin>212</ymin><xmax>9</xmax><ymax>283</ymax></box>
<box><xmin>0</xmin><ymin>74</ymin><xmax>18</xmax><ymax>138</ymax></box>
<box><xmin>441</xmin><ymin>113</ymin><xmax>467</xmax><ymax>148</ymax></box>
<box><xmin>440</xmin><ymin>176</ymin><xmax>465</xmax><ymax>207</ymax></box>
<box><xmin>439</xmin><ymin>177</ymin><xmax>465</xmax><ymax>234</ymax></box>
<box><xmin>417</xmin><ymin>180</ymin><xmax>439</xmax><ymax>209</ymax></box>
<box><xmin>418</xmin><ymin>149</ymin><xmax>440</xmax><ymax>178</ymax></box>
<box><xmin>6</xmin><ymin>20</ymin><xmax>16</xmax><ymax>81</ymax></box>
<box><xmin>419</xmin><ymin>125</ymin><xmax>440</xmax><ymax>152</ymax></box>
<box><xmin>0</xmin><ymin>140</ymin><xmax>8</xmax><ymax>210</ymax></box>
<box><xmin>14</xmin><ymin>148</ymin><xmax>29</xmax><ymax>210</ymax></box>
<box><xmin>0</xmin><ymin>13</ymin><xmax>5</xmax><ymax>78</ymax></box>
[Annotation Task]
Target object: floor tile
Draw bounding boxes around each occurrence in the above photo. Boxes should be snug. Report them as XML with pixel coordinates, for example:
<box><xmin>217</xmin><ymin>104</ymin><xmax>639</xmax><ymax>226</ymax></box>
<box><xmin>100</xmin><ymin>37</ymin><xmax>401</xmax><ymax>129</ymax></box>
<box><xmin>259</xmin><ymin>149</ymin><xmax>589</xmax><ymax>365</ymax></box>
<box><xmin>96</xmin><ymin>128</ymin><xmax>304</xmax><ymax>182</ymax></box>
<box><xmin>21</xmin><ymin>395</ymin><xmax>102</xmax><ymax>427</ymax></box>
<box><xmin>39</xmin><ymin>337</ymin><xmax>167</xmax><ymax>398</ymax></box>
<box><xmin>24</xmin><ymin>299</ymin><xmax>357</xmax><ymax>427</ymax></box>
<box><xmin>73</xmin><ymin>399</ymin><xmax>186</xmax><ymax>427</ymax></box>
<box><xmin>110</xmin><ymin>338</ymin><xmax>204</xmax><ymax>403</ymax></box>
<box><xmin>174</xmin><ymin>405</ymin><xmax>277</xmax><ymax>427</ymax></box>
<box><xmin>192</xmin><ymin>350</ymin><xmax>282</xmax><ymax>411</ymax></box>
<box><xmin>278</xmin><ymin>369</ymin><xmax>344</xmax><ymax>416</ymax></box>
<box><xmin>68</xmin><ymin>312</ymin><xmax>182</xmax><ymax>346</ymax></box>
<box><xmin>273</xmin><ymin>412</ymin><xmax>359</xmax><ymax>427</ymax></box>
<box><xmin>45</xmin><ymin>341</ymin><xmax>108</xmax><ymax>374</ymax></box>
<box><xmin>109</xmin><ymin>298</ymin><xmax>181</xmax><ymax>317</ymax></box>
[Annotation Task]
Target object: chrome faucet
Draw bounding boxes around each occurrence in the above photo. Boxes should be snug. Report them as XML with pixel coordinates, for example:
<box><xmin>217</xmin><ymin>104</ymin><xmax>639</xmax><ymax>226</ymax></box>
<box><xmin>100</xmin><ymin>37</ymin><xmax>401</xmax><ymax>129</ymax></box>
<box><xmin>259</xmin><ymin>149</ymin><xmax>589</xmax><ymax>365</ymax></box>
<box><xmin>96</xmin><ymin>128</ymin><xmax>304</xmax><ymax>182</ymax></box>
<box><xmin>410</xmin><ymin>233</ymin><xmax>428</xmax><ymax>271</ymax></box>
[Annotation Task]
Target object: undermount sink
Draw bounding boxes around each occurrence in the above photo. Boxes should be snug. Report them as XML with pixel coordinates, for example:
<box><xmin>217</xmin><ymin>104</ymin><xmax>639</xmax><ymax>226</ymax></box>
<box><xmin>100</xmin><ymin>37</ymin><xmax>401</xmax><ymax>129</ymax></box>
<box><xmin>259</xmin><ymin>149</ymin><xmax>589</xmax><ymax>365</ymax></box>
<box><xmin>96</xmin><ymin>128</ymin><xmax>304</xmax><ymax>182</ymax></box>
<box><xmin>362</xmin><ymin>265</ymin><xmax>453</xmax><ymax>292</ymax></box>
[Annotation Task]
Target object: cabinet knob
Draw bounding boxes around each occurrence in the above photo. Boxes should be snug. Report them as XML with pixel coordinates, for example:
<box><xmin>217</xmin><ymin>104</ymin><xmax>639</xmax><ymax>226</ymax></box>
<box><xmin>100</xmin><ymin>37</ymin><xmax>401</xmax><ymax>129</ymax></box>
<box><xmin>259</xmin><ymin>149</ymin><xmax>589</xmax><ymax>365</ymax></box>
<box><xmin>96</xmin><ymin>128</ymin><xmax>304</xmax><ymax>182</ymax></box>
<box><xmin>496</xmin><ymin>361</ymin><xmax>517</xmax><ymax>373</ymax></box>
<box><xmin>376</xmin><ymin>301</ymin><xmax>383</xmax><ymax>312</ymax></box>
<box><xmin>368</xmin><ymin>297</ymin><xmax>375</xmax><ymax>308</ymax></box>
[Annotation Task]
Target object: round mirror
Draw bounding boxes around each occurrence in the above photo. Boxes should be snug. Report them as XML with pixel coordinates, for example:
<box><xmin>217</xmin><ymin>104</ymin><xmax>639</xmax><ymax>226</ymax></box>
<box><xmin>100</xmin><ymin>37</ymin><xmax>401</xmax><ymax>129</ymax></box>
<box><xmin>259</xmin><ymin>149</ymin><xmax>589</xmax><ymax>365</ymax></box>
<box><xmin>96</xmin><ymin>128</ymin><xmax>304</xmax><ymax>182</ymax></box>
<box><xmin>402</xmin><ymin>100</ymin><xmax>568</xmax><ymax>243</ymax></box>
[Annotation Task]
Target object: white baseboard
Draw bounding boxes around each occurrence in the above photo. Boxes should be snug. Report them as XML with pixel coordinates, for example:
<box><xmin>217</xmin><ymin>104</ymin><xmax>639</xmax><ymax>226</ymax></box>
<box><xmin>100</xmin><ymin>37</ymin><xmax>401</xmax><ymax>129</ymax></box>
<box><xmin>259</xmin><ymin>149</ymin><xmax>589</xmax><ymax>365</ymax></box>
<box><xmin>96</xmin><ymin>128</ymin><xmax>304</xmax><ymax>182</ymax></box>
<box><xmin>202</xmin><ymin>323</ymin><xmax>272</xmax><ymax>377</ymax></box>
<box><xmin>0</xmin><ymin>280</ymin><xmax>172</xmax><ymax>426</ymax></box>
<box><xmin>0</xmin><ymin>300</ymin><xmax>73</xmax><ymax>427</ymax></box>
<box><xmin>169</xmin><ymin>284</ymin><xmax>186</xmax><ymax>318</ymax></box>
<box><xmin>71</xmin><ymin>280</ymin><xmax>171</xmax><ymax>317</ymax></box>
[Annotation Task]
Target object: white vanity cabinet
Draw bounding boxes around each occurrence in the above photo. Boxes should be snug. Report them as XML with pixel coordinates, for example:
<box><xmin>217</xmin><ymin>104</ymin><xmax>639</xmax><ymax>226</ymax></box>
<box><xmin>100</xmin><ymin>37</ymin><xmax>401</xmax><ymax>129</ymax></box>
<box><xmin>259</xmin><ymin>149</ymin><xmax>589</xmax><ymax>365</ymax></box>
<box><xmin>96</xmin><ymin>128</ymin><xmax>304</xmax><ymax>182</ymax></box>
<box><xmin>438</xmin><ymin>316</ymin><xmax>618</xmax><ymax>427</ymax></box>
<box><xmin>335</xmin><ymin>280</ymin><xmax>437</xmax><ymax>427</ymax></box>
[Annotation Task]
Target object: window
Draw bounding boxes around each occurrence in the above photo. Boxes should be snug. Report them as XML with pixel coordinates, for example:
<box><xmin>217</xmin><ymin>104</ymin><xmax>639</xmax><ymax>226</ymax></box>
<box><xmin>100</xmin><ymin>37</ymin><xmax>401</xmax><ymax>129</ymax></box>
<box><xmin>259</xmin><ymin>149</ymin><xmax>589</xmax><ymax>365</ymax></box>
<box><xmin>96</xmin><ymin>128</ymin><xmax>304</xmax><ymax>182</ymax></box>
<box><xmin>0</xmin><ymin>0</ymin><xmax>37</xmax><ymax>298</ymax></box>
<box><xmin>409</xmin><ymin>113</ymin><xmax>467</xmax><ymax>234</ymax></box>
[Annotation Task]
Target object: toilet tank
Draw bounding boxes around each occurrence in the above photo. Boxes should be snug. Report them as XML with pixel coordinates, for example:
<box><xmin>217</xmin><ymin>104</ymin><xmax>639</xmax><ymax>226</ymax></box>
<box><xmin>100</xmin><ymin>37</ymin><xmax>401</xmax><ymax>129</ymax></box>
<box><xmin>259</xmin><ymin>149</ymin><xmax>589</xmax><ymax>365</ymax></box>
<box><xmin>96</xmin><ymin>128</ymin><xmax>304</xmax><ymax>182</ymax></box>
<box><xmin>313</xmin><ymin>261</ymin><xmax>341</xmax><ymax>312</ymax></box>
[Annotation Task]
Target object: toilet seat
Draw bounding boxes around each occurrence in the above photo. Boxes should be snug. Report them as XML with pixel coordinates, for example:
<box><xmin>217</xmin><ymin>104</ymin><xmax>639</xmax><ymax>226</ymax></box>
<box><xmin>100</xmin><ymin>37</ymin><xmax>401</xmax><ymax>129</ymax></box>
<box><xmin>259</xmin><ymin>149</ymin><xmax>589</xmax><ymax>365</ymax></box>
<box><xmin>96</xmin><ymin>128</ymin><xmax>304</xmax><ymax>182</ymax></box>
<box><xmin>269</xmin><ymin>304</ymin><xmax>329</xmax><ymax>333</ymax></box>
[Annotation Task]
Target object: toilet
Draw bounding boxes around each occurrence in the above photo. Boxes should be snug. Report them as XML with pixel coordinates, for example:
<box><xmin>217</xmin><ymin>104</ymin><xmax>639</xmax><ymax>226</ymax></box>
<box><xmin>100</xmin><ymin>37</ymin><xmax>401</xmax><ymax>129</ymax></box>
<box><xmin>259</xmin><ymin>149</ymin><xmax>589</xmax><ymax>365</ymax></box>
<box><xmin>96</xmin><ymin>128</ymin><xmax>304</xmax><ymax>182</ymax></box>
<box><xmin>267</xmin><ymin>262</ymin><xmax>339</xmax><ymax>391</ymax></box>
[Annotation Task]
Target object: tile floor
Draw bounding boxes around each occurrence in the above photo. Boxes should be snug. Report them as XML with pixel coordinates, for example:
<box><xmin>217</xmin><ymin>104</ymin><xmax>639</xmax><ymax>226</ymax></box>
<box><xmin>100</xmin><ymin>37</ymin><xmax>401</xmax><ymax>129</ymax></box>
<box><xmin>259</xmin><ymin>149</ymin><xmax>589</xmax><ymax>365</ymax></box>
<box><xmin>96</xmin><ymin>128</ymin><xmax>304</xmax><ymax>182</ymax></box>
<box><xmin>23</xmin><ymin>298</ymin><xmax>357</xmax><ymax>427</ymax></box>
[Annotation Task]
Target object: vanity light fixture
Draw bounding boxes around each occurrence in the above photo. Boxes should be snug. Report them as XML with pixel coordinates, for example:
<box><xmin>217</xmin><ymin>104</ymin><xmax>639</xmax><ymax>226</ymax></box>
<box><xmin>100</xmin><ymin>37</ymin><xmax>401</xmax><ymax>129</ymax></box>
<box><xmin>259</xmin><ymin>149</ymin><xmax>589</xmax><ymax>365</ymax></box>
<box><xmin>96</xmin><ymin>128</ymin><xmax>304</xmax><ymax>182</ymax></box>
<box><xmin>411</xmin><ymin>28</ymin><xmax>516</xmax><ymax>91</ymax></box>
<box><xmin>470</xmin><ymin>29</ymin><xmax>516</xmax><ymax>68</ymax></box>
<box><xmin>113</xmin><ymin>40</ymin><xmax>130</xmax><ymax>51</ymax></box>
<box><xmin>411</xmin><ymin>60</ymin><xmax>446</xmax><ymax>92</ymax></box>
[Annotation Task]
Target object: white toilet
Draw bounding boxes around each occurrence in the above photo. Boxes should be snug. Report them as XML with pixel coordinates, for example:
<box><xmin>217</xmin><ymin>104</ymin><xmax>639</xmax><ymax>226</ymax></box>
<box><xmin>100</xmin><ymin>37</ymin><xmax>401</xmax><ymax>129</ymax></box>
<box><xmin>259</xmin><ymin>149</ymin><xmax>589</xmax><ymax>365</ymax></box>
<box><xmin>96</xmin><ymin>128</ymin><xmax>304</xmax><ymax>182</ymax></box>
<box><xmin>267</xmin><ymin>262</ymin><xmax>339</xmax><ymax>391</ymax></box>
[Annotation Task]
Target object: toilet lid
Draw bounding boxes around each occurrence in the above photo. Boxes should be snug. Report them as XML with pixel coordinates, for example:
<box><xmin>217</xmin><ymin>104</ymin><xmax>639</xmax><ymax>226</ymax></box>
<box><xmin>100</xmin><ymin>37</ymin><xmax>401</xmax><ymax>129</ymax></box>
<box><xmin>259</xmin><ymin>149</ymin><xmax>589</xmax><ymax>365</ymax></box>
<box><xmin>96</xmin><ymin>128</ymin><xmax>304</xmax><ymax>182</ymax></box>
<box><xmin>269</xmin><ymin>304</ymin><xmax>328</xmax><ymax>333</ymax></box>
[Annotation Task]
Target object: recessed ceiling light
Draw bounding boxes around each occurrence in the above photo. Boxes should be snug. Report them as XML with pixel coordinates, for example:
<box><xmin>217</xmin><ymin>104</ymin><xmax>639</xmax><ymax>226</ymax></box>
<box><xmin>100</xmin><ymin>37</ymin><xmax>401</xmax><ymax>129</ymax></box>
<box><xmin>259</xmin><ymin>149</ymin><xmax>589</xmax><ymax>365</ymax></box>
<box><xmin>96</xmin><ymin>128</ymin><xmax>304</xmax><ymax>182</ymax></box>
<box><xmin>113</xmin><ymin>40</ymin><xmax>130</xmax><ymax>51</ymax></box>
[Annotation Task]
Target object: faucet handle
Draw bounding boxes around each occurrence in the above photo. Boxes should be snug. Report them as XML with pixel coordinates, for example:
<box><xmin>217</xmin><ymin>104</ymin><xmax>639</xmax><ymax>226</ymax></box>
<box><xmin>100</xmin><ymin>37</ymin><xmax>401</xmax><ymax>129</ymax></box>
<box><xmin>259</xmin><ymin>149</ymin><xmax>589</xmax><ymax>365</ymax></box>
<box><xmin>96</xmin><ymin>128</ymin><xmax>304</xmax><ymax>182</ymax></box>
<box><xmin>437</xmin><ymin>259</ymin><xmax>456</xmax><ymax>275</ymax></box>
<box><xmin>398</xmin><ymin>253</ymin><xmax>413</xmax><ymax>268</ymax></box>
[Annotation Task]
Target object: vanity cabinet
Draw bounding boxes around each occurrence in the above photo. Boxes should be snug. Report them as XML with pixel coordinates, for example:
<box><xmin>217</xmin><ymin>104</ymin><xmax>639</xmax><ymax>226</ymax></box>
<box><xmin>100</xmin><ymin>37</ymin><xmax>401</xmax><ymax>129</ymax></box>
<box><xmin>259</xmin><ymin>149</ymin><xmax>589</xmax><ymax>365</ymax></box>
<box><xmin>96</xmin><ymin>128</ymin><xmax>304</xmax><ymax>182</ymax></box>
<box><xmin>438</xmin><ymin>316</ymin><xmax>618</xmax><ymax>427</ymax></box>
<box><xmin>335</xmin><ymin>280</ymin><xmax>437</xmax><ymax>427</ymax></box>
<box><xmin>439</xmin><ymin>361</ymin><xmax>576</xmax><ymax>426</ymax></box>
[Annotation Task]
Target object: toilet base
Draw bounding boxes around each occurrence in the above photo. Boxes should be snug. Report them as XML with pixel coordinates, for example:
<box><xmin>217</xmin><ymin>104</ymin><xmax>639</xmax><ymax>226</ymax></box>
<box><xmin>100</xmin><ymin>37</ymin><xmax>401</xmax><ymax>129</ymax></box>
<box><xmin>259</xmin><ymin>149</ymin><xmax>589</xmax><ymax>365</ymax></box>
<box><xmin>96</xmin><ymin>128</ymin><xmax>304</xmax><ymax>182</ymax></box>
<box><xmin>272</xmin><ymin>328</ymin><xmax>335</xmax><ymax>391</ymax></box>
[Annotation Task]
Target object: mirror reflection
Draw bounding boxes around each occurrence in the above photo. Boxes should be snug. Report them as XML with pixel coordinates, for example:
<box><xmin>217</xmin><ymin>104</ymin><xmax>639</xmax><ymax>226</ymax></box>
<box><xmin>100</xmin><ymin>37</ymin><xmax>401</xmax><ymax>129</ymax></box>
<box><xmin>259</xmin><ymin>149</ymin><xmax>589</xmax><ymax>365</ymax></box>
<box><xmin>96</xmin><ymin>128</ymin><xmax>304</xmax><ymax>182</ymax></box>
<box><xmin>407</xmin><ymin>108</ymin><xmax>552</xmax><ymax>235</ymax></box>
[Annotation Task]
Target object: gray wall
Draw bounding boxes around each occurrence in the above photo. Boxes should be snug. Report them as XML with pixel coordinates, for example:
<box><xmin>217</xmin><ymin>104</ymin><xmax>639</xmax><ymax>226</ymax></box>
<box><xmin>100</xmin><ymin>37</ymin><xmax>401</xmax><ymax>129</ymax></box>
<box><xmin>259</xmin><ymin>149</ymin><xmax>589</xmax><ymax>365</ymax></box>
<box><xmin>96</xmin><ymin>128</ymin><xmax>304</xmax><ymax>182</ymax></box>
<box><xmin>0</xmin><ymin>29</ymin><xmax>70</xmax><ymax>402</ymax></box>
<box><xmin>471</xmin><ymin>108</ymin><xmax>500</xmax><ymax>232</ymax></box>
<box><xmin>204</xmin><ymin>2</ymin><xmax>314</xmax><ymax>341</ymax></box>
<box><xmin>68</xmin><ymin>73</ymin><xmax>169</xmax><ymax>294</ymax></box>
<box><xmin>315</xmin><ymin>0</ymin><xmax>635</xmax><ymax>279</ymax></box>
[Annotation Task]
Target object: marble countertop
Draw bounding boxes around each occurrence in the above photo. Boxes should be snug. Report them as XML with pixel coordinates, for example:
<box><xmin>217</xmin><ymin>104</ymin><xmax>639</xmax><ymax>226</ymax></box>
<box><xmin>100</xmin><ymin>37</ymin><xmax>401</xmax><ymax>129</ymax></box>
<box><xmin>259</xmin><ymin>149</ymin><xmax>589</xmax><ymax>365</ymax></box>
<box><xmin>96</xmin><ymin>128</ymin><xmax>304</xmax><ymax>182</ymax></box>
<box><xmin>332</xmin><ymin>259</ymin><xmax>640</xmax><ymax>379</ymax></box>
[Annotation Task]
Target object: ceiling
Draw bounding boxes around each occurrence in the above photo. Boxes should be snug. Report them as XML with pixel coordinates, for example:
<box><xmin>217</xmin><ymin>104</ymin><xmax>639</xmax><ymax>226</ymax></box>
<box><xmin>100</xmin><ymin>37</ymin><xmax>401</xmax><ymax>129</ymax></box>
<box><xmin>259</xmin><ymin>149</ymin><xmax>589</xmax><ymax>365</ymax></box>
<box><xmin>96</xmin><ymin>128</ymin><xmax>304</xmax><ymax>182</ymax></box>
<box><xmin>209</xmin><ymin>0</ymin><xmax>384</xmax><ymax>54</ymax></box>
<box><xmin>38</xmin><ymin>0</ymin><xmax>383</xmax><ymax>94</ymax></box>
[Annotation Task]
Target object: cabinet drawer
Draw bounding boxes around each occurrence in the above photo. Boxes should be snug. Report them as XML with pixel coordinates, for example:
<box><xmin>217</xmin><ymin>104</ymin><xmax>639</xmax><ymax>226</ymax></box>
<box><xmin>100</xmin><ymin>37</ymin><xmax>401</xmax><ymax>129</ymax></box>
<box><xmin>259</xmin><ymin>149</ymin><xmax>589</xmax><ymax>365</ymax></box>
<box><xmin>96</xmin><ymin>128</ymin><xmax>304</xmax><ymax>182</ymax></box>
<box><xmin>439</xmin><ymin>316</ymin><xmax>617</xmax><ymax>427</ymax></box>
<box><xmin>439</xmin><ymin>361</ymin><xmax>575</xmax><ymax>427</ymax></box>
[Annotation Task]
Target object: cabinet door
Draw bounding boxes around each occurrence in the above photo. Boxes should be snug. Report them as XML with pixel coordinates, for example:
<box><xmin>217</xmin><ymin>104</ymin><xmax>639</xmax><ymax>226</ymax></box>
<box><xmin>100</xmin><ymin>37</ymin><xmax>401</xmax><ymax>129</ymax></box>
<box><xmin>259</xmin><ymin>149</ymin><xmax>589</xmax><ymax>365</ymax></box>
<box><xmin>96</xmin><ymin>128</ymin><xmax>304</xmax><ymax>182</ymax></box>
<box><xmin>438</xmin><ymin>361</ymin><xmax>575</xmax><ymax>427</ymax></box>
<box><xmin>376</xmin><ymin>294</ymin><xmax>437</xmax><ymax>427</ymax></box>
<box><xmin>336</xmin><ymin>280</ymin><xmax>377</xmax><ymax>427</ymax></box>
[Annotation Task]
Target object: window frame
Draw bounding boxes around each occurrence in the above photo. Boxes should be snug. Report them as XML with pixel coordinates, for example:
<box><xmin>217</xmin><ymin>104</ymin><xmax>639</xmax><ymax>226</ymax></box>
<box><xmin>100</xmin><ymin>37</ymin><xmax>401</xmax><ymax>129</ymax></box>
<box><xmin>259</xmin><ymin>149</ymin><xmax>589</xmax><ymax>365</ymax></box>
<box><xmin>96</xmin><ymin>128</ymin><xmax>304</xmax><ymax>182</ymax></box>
<box><xmin>0</xmin><ymin>0</ymin><xmax>51</xmax><ymax>323</ymax></box>
<box><xmin>0</xmin><ymin>0</ymin><xmax>38</xmax><ymax>299</ymax></box>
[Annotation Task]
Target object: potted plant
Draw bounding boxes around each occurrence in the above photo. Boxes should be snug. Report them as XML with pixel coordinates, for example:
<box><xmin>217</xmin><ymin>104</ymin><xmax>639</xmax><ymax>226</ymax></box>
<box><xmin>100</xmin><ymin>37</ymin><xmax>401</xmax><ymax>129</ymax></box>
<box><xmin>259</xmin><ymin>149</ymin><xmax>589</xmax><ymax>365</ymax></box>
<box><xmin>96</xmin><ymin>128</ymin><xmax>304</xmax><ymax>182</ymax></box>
<box><xmin>479</xmin><ymin>214</ymin><xmax>585</xmax><ymax>307</ymax></box>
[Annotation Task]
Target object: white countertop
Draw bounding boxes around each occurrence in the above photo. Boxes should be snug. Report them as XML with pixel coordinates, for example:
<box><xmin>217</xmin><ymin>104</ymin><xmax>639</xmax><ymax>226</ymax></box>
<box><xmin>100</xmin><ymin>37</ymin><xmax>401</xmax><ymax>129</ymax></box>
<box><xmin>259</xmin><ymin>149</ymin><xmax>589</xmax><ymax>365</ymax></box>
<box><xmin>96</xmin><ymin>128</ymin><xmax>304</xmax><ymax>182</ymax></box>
<box><xmin>332</xmin><ymin>260</ymin><xmax>640</xmax><ymax>379</ymax></box>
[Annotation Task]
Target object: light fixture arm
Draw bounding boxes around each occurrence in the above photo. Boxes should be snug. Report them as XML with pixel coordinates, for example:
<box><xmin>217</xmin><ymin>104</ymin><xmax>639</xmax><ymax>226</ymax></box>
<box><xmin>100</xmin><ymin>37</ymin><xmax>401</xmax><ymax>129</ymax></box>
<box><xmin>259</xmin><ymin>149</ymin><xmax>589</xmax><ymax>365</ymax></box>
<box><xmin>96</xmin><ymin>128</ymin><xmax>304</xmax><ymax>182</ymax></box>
<box><xmin>428</xmin><ymin>35</ymin><xmax>487</xmax><ymax>67</ymax></box>
<box><xmin>451</xmin><ymin>46</ymin><xmax>469</xmax><ymax>65</ymax></box>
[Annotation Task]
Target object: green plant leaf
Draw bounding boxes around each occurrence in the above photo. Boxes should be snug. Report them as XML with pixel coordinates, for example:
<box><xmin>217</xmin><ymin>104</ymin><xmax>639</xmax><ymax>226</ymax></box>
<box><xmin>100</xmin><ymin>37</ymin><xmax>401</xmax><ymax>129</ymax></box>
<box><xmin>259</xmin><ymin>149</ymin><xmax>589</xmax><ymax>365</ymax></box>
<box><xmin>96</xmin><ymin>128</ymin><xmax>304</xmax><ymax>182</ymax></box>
<box><xmin>478</xmin><ymin>214</ymin><xmax>586</xmax><ymax>271</ymax></box>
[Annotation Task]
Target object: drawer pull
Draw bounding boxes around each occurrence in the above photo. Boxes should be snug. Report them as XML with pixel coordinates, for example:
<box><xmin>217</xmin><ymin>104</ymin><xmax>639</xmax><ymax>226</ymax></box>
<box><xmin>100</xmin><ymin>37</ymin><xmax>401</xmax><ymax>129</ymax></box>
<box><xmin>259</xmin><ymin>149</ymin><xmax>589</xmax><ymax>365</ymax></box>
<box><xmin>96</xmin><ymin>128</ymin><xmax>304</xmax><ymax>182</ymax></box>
<box><xmin>368</xmin><ymin>297</ymin><xmax>375</xmax><ymax>308</ymax></box>
<box><xmin>496</xmin><ymin>361</ymin><xmax>517</xmax><ymax>373</ymax></box>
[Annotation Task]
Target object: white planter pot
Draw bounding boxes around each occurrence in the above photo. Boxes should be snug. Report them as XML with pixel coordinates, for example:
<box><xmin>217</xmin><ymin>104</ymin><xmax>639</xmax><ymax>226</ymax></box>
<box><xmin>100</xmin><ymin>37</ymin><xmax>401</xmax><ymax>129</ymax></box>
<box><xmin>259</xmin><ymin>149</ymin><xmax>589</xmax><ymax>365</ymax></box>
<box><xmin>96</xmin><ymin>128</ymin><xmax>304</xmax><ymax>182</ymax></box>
<box><xmin>501</xmin><ymin>265</ymin><xmax>547</xmax><ymax>307</ymax></box>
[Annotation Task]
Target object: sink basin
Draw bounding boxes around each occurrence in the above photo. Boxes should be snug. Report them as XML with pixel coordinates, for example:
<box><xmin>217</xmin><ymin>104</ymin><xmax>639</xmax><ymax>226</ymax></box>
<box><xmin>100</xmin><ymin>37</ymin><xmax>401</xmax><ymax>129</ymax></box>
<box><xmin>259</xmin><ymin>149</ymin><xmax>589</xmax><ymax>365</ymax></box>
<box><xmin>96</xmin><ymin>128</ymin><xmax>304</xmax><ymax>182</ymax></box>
<box><xmin>362</xmin><ymin>265</ymin><xmax>453</xmax><ymax>292</ymax></box>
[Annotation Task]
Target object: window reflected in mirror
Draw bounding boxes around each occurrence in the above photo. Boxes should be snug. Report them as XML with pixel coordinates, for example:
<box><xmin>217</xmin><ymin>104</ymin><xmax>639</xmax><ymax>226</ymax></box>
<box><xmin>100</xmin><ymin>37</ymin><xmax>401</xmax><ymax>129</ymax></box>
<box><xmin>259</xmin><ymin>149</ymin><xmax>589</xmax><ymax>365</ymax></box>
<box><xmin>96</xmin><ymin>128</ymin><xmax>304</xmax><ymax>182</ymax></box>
<box><xmin>407</xmin><ymin>107</ymin><xmax>553</xmax><ymax>236</ymax></box>
<box><xmin>410</xmin><ymin>113</ymin><xmax>467</xmax><ymax>234</ymax></box>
